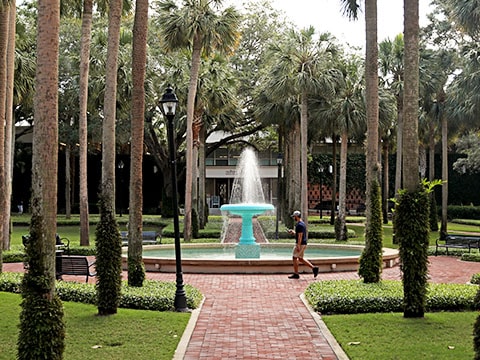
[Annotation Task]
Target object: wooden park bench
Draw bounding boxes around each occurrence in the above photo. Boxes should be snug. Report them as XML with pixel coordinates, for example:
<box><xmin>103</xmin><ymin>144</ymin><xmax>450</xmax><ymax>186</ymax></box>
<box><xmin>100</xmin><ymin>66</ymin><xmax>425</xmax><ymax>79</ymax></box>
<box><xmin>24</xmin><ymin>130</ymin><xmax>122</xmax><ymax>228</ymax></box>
<box><xmin>121</xmin><ymin>230</ymin><xmax>162</xmax><ymax>246</ymax></box>
<box><xmin>435</xmin><ymin>234</ymin><xmax>480</xmax><ymax>255</ymax></box>
<box><xmin>59</xmin><ymin>256</ymin><xmax>96</xmax><ymax>283</ymax></box>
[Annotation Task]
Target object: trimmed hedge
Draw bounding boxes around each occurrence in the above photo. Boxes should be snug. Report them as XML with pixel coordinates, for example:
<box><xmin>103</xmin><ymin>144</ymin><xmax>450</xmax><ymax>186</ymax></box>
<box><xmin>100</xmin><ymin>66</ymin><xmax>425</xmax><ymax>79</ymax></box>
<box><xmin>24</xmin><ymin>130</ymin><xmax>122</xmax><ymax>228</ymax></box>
<box><xmin>0</xmin><ymin>272</ymin><xmax>203</xmax><ymax>311</ymax></box>
<box><xmin>447</xmin><ymin>206</ymin><xmax>480</xmax><ymax>220</ymax></box>
<box><xmin>305</xmin><ymin>280</ymin><xmax>478</xmax><ymax>314</ymax></box>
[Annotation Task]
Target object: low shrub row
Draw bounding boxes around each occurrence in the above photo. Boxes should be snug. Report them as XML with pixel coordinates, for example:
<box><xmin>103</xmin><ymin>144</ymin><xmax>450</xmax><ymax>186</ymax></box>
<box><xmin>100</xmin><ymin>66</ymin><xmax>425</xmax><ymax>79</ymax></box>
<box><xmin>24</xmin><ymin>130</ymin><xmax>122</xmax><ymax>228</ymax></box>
<box><xmin>462</xmin><ymin>253</ymin><xmax>480</xmax><ymax>262</ymax></box>
<box><xmin>262</xmin><ymin>226</ymin><xmax>357</xmax><ymax>240</ymax></box>
<box><xmin>447</xmin><ymin>206</ymin><xmax>480</xmax><ymax>220</ymax></box>
<box><xmin>471</xmin><ymin>273</ymin><xmax>480</xmax><ymax>285</ymax></box>
<box><xmin>305</xmin><ymin>279</ymin><xmax>478</xmax><ymax>314</ymax></box>
<box><xmin>162</xmin><ymin>229</ymin><xmax>222</xmax><ymax>239</ymax></box>
<box><xmin>0</xmin><ymin>272</ymin><xmax>203</xmax><ymax>311</ymax></box>
<box><xmin>2</xmin><ymin>247</ymin><xmax>97</xmax><ymax>263</ymax></box>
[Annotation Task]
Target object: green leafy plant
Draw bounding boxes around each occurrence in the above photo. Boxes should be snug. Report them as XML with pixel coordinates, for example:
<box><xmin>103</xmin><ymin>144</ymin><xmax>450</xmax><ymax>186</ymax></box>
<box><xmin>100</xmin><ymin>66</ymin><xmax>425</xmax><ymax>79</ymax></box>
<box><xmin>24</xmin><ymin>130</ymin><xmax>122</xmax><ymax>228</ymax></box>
<box><xmin>358</xmin><ymin>177</ymin><xmax>383</xmax><ymax>283</ymax></box>
<box><xmin>395</xmin><ymin>180</ymin><xmax>440</xmax><ymax>317</ymax></box>
<box><xmin>95</xmin><ymin>195</ymin><xmax>123</xmax><ymax>315</ymax></box>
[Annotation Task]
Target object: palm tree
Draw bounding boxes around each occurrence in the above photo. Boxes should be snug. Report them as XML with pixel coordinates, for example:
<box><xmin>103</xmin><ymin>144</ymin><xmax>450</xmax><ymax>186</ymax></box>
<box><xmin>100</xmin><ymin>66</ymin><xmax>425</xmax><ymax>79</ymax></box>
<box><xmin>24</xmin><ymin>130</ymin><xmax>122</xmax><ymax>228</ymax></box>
<box><xmin>0</xmin><ymin>2</ymin><xmax>9</xmax><ymax>259</ymax></box>
<box><xmin>378</xmin><ymin>34</ymin><xmax>405</xmax><ymax>195</ymax></box>
<box><xmin>18</xmin><ymin>0</ymin><xmax>65</xmax><ymax>356</ymax></box>
<box><xmin>2</xmin><ymin>0</ymin><xmax>15</xmax><ymax>251</ymax></box>
<box><xmin>156</xmin><ymin>0</ymin><xmax>240</xmax><ymax>241</ymax></box>
<box><xmin>78</xmin><ymin>0</ymin><xmax>93</xmax><ymax>247</ymax></box>
<box><xmin>194</xmin><ymin>55</ymin><xmax>242</xmax><ymax>228</ymax></box>
<box><xmin>315</xmin><ymin>54</ymin><xmax>365</xmax><ymax>240</ymax></box>
<box><xmin>398</xmin><ymin>0</ymin><xmax>429</xmax><ymax>319</ymax></box>
<box><xmin>339</xmin><ymin>0</ymin><xmax>384</xmax><ymax>282</ymax></box>
<box><xmin>127</xmin><ymin>0</ymin><xmax>149</xmax><ymax>286</ymax></box>
<box><xmin>265</xmin><ymin>27</ymin><xmax>340</xmax><ymax>224</ymax></box>
<box><xmin>96</xmin><ymin>0</ymin><xmax>124</xmax><ymax>316</ymax></box>
<box><xmin>402</xmin><ymin>0</ymin><xmax>420</xmax><ymax>192</ymax></box>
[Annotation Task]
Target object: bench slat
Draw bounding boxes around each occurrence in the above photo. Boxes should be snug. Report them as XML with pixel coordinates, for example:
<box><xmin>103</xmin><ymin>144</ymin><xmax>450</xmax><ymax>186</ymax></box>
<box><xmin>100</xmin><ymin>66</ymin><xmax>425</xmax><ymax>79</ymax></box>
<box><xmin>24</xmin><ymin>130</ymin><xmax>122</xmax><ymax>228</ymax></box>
<box><xmin>59</xmin><ymin>256</ymin><xmax>96</xmax><ymax>283</ymax></box>
<box><xmin>435</xmin><ymin>234</ymin><xmax>480</xmax><ymax>255</ymax></box>
<box><xmin>121</xmin><ymin>230</ymin><xmax>162</xmax><ymax>246</ymax></box>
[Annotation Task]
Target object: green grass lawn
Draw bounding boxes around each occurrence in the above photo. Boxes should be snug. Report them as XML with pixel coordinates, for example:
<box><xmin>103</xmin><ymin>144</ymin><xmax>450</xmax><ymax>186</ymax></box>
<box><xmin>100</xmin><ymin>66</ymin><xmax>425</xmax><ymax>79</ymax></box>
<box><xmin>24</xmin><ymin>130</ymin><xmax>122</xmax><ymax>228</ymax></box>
<box><xmin>323</xmin><ymin>311</ymin><xmax>477</xmax><ymax>359</ymax></box>
<box><xmin>0</xmin><ymin>292</ymin><xmax>190</xmax><ymax>360</ymax></box>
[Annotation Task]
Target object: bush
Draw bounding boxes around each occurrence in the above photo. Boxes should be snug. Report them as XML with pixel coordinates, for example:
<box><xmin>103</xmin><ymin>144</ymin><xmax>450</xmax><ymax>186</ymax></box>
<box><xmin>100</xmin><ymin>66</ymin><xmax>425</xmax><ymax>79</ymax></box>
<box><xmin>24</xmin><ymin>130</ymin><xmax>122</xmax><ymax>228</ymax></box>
<box><xmin>95</xmin><ymin>195</ymin><xmax>123</xmax><ymax>315</ymax></box>
<box><xmin>471</xmin><ymin>273</ymin><xmax>480</xmax><ymax>285</ymax></box>
<box><xmin>0</xmin><ymin>273</ymin><xmax>203</xmax><ymax>311</ymax></box>
<box><xmin>3</xmin><ymin>251</ymin><xmax>25</xmax><ymax>263</ymax></box>
<box><xmin>448</xmin><ymin>205</ymin><xmax>480</xmax><ymax>220</ymax></box>
<box><xmin>358</xmin><ymin>177</ymin><xmax>383</xmax><ymax>283</ymax></box>
<box><xmin>305</xmin><ymin>280</ymin><xmax>478</xmax><ymax>314</ymax></box>
<box><xmin>396</xmin><ymin>186</ymin><xmax>430</xmax><ymax>317</ymax></box>
<box><xmin>462</xmin><ymin>253</ymin><xmax>480</xmax><ymax>262</ymax></box>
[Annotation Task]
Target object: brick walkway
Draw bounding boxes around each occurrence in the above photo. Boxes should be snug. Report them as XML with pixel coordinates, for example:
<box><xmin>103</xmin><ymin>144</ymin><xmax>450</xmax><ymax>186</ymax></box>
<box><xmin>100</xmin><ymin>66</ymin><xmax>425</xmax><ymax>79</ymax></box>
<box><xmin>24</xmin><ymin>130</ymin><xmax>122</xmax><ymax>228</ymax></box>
<box><xmin>4</xmin><ymin>256</ymin><xmax>480</xmax><ymax>359</ymax></box>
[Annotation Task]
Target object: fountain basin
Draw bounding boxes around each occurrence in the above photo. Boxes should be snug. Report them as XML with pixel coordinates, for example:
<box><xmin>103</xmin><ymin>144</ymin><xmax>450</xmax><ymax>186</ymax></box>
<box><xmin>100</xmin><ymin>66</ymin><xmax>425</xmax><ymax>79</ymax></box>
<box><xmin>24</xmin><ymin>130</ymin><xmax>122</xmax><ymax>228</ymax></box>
<box><xmin>123</xmin><ymin>243</ymin><xmax>400</xmax><ymax>274</ymax></box>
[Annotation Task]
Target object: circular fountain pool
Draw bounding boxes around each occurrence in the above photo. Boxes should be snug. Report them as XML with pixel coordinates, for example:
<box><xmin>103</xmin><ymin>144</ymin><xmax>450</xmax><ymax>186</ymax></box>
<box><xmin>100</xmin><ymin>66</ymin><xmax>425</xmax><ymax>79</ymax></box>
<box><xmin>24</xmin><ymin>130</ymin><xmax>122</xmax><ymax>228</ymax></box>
<box><xmin>123</xmin><ymin>243</ymin><xmax>400</xmax><ymax>274</ymax></box>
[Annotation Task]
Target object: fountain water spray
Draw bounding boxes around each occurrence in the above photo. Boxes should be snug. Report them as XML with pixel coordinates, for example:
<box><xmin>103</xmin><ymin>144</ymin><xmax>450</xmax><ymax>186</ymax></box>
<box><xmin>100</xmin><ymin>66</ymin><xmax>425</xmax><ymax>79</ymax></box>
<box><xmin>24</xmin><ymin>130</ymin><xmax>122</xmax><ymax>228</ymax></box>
<box><xmin>220</xmin><ymin>148</ymin><xmax>274</xmax><ymax>258</ymax></box>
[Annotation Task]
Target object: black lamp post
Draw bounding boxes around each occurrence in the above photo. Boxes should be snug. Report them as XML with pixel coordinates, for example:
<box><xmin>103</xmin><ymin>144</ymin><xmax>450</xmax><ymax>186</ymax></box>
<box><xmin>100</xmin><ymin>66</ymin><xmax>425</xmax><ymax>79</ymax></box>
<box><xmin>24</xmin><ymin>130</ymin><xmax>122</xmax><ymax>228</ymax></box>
<box><xmin>159</xmin><ymin>85</ymin><xmax>188</xmax><ymax>312</ymax></box>
<box><xmin>275</xmin><ymin>153</ymin><xmax>283</xmax><ymax>239</ymax></box>
<box><xmin>117</xmin><ymin>160</ymin><xmax>124</xmax><ymax>217</ymax></box>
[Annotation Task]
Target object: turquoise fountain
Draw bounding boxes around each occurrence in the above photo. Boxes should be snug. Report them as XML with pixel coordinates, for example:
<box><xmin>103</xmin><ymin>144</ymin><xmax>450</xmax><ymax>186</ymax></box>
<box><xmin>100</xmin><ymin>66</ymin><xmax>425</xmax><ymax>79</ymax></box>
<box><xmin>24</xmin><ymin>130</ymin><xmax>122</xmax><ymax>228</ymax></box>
<box><xmin>220</xmin><ymin>148</ymin><xmax>274</xmax><ymax>258</ymax></box>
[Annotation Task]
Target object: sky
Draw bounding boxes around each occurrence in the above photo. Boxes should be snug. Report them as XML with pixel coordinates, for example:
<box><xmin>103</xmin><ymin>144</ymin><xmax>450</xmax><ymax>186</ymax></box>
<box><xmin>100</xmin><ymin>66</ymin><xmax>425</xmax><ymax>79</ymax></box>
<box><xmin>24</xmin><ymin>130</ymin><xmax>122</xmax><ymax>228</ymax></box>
<box><xmin>226</xmin><ymin>0</ymin><xmax>433</xmax><ymax>49</ymax></box>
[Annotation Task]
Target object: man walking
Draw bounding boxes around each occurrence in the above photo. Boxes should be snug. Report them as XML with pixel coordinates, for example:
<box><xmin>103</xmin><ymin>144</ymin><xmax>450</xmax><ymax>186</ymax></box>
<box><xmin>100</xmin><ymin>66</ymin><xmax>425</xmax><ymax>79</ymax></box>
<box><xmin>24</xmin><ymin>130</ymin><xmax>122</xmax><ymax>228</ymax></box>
<box><xmin>287</xmin><ymin>211</ymin><xmax>319</xmax><ymax>279</ymax></box>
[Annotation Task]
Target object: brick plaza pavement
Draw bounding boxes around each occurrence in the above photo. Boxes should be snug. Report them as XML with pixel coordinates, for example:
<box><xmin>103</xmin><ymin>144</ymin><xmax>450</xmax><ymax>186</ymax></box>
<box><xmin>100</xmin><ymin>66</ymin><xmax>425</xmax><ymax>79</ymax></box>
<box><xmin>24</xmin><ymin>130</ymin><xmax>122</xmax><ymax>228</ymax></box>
<box><xmin>4</xmin><ymin>256</ymin><xmax>480</xmax><ymax>359</ymax></box>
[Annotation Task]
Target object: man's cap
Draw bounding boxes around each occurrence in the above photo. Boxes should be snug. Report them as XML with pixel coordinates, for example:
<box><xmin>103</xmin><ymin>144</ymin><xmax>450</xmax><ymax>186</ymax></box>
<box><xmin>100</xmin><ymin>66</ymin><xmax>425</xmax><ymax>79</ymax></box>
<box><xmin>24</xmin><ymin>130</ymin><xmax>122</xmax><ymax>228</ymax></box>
<box><xmin>291</xmin><ymin>210</ymin><xmax>301</xmax><ymax>218</ymax></box>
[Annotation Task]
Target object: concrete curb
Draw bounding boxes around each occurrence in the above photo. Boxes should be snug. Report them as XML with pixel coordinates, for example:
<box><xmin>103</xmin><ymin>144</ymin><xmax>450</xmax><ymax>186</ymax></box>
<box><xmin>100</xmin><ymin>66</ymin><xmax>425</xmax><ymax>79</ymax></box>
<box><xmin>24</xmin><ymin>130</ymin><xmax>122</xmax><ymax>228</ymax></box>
<box><xmin>300</xmin><ymin>293</ymin><xmax>350</xmax><ymax>360</ymax></box>
<box><xmin>173</xmin><ymin>296</ymin><xmax>205</xmax><ymax>360</ymax></box>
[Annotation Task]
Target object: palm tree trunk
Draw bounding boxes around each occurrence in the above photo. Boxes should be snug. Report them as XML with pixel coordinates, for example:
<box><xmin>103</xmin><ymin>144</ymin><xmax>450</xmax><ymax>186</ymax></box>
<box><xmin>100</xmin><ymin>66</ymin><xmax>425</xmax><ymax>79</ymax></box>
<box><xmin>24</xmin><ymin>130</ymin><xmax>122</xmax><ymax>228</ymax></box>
<box><xmin>184</xmin><ymin>34</ymin><xmax>202</xmax><ymax>242</ymax></box>
<box><xmin>18</xmin><ymin>0</ymin><xmax>64</xmax><ymax>355</ymax></box>
<box><xmin>79</xmin><ymin>0</ymin><xmax>93</xmax><ymax>247</ymax></box>
<box><xmin>191</xmin><ymin>109</ymin><xmax>202</xmax><ymax>235</ymax></box>
<box><xmin>364</xmin><ymin>0</ymin><xmax>382</xmax><ymax>247</ymax></box>
<box><xmin>330</xmin><ymin>135</ymin><xmax>337</xmax><ymax>226</ymax></box>
<box><xmin>402</xmin><ymin>1</ymin><xmax>419</xmax><ymax>192</ymax></box>
<box><xmin>300</xmin><ymin>91</ymin><xmax>308</xmax><ymax>225</ymax></box>
<box><xmin>128</xmin><ymin>0</ymin><xmax>149</xmax><ymax>286</ymax></box>
<box><xmin>428</xmin><ymin>121</ymin><xmax>435</xmax><ymax>181</ymax></box>
<box><xmin>395</xmin><ymin>102</ymin><xmax>403</xmax><ymax>194</ymax></box>
<box><xmin>3</xmin><ymin>1</ymin><xmax>16</xmax><ymax>251</ymax></box>
<box><xmin>97</xmin><ymin>0</ymin><xmax>123</xmax><ymax>316</ymax></box>
<box><xmin>382</xmin><ymin>139</ymin><xmax>390</xmax><ymax>224</ymax></box>
<box><xmin>198</xmin><ymin>123</ymin><xmax>206</xmax><ymax>229</ymax></box>
<box><xmin>440</xmin><ymin>112</ymin><xmax>448</xmax><ymax>237</ymax></box>
<box><xmin>287</xmin><ymin>120</ymin><xmax>301</xmax><ymax>226</ymax></box>
<box><xmin>337</xmin><ymin>131</ymin><xmax>348</xmax><ymax>240</ymax></box>
<box><xmin>0</xmin><ymin>5</ymin><xmax>8</xmax><ymax>257</ymax></box>
<box><xmin>65</xmin><ymin>145</ymin><xmax>71</xmax><ymax>218</ymax></box>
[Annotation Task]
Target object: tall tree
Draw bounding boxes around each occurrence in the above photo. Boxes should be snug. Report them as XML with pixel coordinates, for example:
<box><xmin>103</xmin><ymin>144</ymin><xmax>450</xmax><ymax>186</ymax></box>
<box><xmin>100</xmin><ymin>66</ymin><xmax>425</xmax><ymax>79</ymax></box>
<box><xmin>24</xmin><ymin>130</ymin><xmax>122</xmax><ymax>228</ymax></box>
<box><xmin>157</xmin><ymin>0</ymin><xmax>240</xmax><ymax>241</ymax></box>
<box><xmin>0</xmin><ymin>1</ymin><xmax>8</xmax><ymax>259</ymax></box>
<box><xmin>127</xmin><ymin>0</ymin><xmax>149</xmax><ymax>286</ymax></box>
<box><xmin>265</xmin><ymin>27</ymin><xmax>340</xmax><ymax>225</ymax></box>
<box><xmin>2</xmin><ymin>0</ymin><xmax>15</xmax><ymax>251</ymax></box>
<box><xmin>17</xmin><ymin>0</ymin><xmax>66</xmax><ymax>356</ymax></box>
<box><xmin>378</xmin><ymin>34</ymin><xmax>405</xmax><ymax>195</ymax></box>
<box><xmin>402</xmin><ymin>0</ymin><xmax>420</xmax><ymax>192</ymax></box>
<box><xmin>399</xmin><ymin>0</ymin><xmax>429</xmax><ymax>319</ymax></box>
<box><xmin>96</xmin><ymin>0</ymin><xmax>123</xmax><ymax>316</ymax></box>
<box><xmin>340</xmin><ymin>0</ymin><xmax>384</xmax><ymax>282</ymax></box>
<box><xmin>316</xmin><ymin>54</ymin><xmax>365</xmax><ymax>241</ymax></box>
<box><xmin>78</xmin><ymin>0</ymin><xmax>93</xmax><ymax>247</ymax></box>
